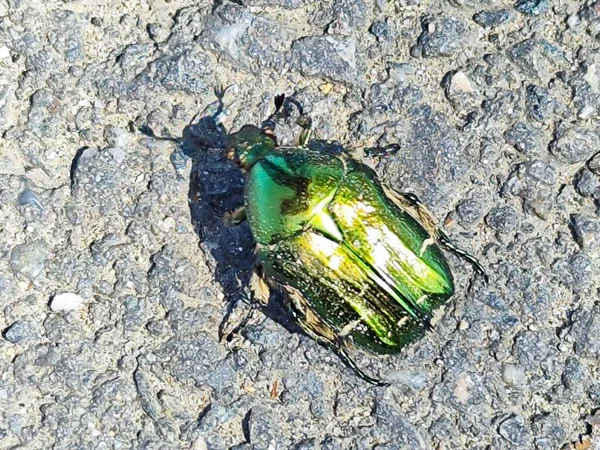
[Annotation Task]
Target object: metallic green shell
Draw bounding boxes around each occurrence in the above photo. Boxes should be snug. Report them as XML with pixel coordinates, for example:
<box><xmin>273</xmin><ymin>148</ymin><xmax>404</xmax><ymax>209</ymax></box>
<box><xmin>245</xmin><ymin>147</ymin><xmax>454</xmax><ymax>353</ymax></box>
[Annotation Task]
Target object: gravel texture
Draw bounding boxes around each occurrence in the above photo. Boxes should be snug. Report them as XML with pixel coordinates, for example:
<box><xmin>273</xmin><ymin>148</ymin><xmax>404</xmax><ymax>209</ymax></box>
<box><xmin>1</xmin><ymin>0</ymin><xmax>600</xmax><ymax>449</ymax></box>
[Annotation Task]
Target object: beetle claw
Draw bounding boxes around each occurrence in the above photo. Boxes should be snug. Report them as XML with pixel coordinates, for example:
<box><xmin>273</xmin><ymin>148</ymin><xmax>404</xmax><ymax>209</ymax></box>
<box><xmin>331</xmin><ymin>342</ymin><xmax>390</xmax><ymax>387</ymax></box>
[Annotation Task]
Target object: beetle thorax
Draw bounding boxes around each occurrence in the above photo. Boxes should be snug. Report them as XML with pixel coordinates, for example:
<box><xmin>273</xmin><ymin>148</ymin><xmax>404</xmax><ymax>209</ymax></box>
<box><xmin>228</xmin><ymin>125</ymin><xmax>277</xmax><ymax>170</ymax></box>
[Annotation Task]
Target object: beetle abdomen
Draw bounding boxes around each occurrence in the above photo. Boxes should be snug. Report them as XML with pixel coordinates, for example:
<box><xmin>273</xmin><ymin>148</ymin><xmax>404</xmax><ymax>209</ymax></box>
<box><xmin>257</xmin><ymin>231</ymin><xmax>429</xmax><ymax>353</ymax></box>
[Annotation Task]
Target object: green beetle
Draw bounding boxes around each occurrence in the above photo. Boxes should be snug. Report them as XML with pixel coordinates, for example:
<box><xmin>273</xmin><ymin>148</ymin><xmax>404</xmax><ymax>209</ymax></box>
<box><xmin>224</xmin><ymin>95</ymin><xmax>486</xmax><ymax>385</ymax></box>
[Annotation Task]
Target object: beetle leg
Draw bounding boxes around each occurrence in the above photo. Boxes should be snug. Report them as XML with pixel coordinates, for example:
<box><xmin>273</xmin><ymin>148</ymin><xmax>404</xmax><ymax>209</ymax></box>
<box><xmin>288</xmin><ymin>304</ymin><xmax>388</xmax><ymax>386</ymax></box>
<box><xmin>437</xmin><ymin>231</ymin><xmax>488</xmax><ymax>283</ymax></box>
<box><xmin>224</xmin><ymin>206</ymin><xmax>247</xmax><ymax>227</ymax></box>
<box><xmin>384</xmin><ymin>186</ymin><xmax>488</xmax><ymax>283</ymax></box>
<box><xmin>282</xmin><ymin>96</ymin><xmax>313</xmax><ymax>147</ymax></box>
<box><xmin>261</xmin><ymin>94</ymin><xmax>286</xmax><ymax>133</ymax></box>
<box><xmin>297</xmin><ymin>114</ymin><xmax>313</xmax><ymax>147</ymax></box>
<box><xmin>218</xmin><ymin>269</ymin><xmax>271</xmax><ymax>345</ymax></box>
<box><xmin>364</xmin><ymin>143</ymin><xmax>401</xmax><ymax>158</ymax></box>
<box><xmin>220</xmin><ymin>301</ymin><xmax>258</xmax><ymax>348</ymax></box>
<box><xmin>280</xmin><ymin>283</ymin><xmax>388</xmax><ymax>386</ymax></box>
<box><xmin>330</xmin><ymin>340</ymin><xmax>390</xmax><ymax>387</ymax></box>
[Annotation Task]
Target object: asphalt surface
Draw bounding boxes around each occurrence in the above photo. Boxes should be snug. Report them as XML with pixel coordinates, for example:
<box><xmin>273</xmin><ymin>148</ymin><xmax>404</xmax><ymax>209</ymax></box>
<box><xmin>1</xmin><ymin>0</ymin><xmax>600</xmax><ymax>449</ymax></box>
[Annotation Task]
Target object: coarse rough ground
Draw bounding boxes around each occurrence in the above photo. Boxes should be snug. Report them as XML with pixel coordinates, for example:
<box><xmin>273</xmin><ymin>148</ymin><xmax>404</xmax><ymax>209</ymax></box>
<box><xmin>1</xmin><ymin>0</ymin><xmax>600</xmax><ymax>449</ymax></box>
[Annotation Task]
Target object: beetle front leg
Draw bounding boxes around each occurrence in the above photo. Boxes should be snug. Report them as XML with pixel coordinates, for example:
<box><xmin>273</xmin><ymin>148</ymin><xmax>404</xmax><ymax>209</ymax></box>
<box><xmin>296</xmin><ymin>113</ymin><xmax>313</xmax><ymax>147</ymax></box>
<box><xmin>223</xmin><ymin>206</ymin><xmax>247</xmax><ymax>227</ymax></box>
<box><xmin>364</xmin><ymin>143</ymin><xmax>401</xmax><ymax>158</ymax></box>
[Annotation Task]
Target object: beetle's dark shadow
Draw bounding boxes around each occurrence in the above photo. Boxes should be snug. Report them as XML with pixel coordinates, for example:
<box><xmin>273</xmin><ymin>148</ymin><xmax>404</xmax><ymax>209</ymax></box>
<box><xmin>144</xmin><ymin>109</ymin><xmax>303</xmax><ymax>340</ymax></box>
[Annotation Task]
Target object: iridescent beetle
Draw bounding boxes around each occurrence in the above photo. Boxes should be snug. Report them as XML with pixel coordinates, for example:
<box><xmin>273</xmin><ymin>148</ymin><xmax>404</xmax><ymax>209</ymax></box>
<box><xmin>224</xmin><ymin>94</ymin><xmax>486</xmax><ymax>385</ymax></box>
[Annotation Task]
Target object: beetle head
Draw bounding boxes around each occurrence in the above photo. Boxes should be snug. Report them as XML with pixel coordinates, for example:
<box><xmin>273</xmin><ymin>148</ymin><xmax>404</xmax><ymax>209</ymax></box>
<box><xmin>226</xmin><ymin>124</ymin><xmax>277</xmax><ymax>170</ymax></box>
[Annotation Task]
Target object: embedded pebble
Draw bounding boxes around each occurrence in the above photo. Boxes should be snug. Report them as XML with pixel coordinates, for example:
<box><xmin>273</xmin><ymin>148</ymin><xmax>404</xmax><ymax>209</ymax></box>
<box><xmin>473</xmin><ymin>9</ymin><xmax>514</xmax><ymax>28</ymax></box>
<box><xmin>2</xmin><ymin>320</ymin><xmax>37</xmax><ymax>344</ymax></box>
<box><xmin>486</xmin><ymin>206</ymin><xmax>519</xmax><ymax>233</ymax></box>
<box><xmin>10</xmin><ymin>241</ymin><xmax>50</xmax><ymax>280</ymax></box>
<box><xmin>50</xmin><ymin>292</ymin><xmax>86</xmax><ymax>312</ymax></box>
<box><xmin>550</xmin><ymin>127</ymin><xmax>600</xmax><ymax>164</ymax></box>
<box><xmin>502</xmin><ymin>364</ymin><xmax>527</xmax><ymax>388</ymax></box>
<box><xmin>570</xmin><ymin>214</ymin><xmax>600</xmax><ymax>252</ymax></box>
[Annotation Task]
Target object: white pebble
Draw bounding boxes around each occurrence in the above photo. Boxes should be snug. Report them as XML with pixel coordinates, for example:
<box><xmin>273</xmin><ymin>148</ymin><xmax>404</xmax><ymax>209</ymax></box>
<box><xmin>579</xmin><ymin>105</ymin><xmax>595</xmax><ymax>119</ymax></box>
<box><xmin>50</xmin><ymin>292</ymin><xmax>86</xmax><ymax>312</ymax></box>
<box><xmin>0</xmin><ymin>46</ymin><xmax>10</xmax><ymax>59</ymax></box>
<box><xmin>567</xmin><ymin>14</ymin><xmax>580</xmax><ymax>29</ymax></box>
<box><xmin>451</xmin><ymin>71</ymin><xmax>475</xmax><ymax>94</ymax></box>
<box><xmin>192</xmin><ymin>437</ymin><xmax>208</xmax><ymax>450</ymax></box>
<box><xmin>502</xmin><ymin>363</ymin><xmax>526</xmax><ymax>387</ymax></box>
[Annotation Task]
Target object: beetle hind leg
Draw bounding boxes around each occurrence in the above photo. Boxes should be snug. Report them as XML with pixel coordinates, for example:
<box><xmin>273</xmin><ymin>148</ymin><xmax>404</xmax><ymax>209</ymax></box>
<box><xmin>289</xmin><ymin>305</ymin><xmax>388</xmax><ymax>386</ymax></box>
<box><xmin>330</xmin><ymin>340</ymin><xmax>389</xmax><ymax>386</ymax></box>
<box><xmin>281</xmin><ymin>284</ymin><xmax>388</xmax><ymax>386</ymax></box>
<box><xmin>364</xmin><ymin>143</ymin><xmax>401</xmax><ymax>158</ymax></box>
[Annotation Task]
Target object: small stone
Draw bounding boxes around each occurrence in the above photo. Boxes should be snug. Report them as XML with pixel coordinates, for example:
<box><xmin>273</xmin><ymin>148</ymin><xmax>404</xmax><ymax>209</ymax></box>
<box><xmin>583</xmin><ymin>64</ymin><xmax>599</xmax><ymax>94</ymax></box>
<box><xmin>550</xmin><ymin>127</ymin><xmax>600</xmax><ymax>164</ymax></box>
<box><xmin>369</xmin><ymin>20</ymin><xmax>391</xmax><ymax>41</ymax></box>
<box><xmin>106</xmin><ymin>147</ymin><xmax>126</xmax><ymax>164</ymax></box>
<box><xmin>574</xmin><ymin>168</ymin><xmax>600</xmax><ymax>199</ymax></box>
<box><xmin>472</xmin><ymin>9</ymin><xmax>513</xmax><ymax>28</ymax></box>
<box><xmin>50</xmin><ymin>292</ymin><xmax>86</xmax><ymax>312</ymax></box>
<box><xmin>526</xmin><ymin>85</ymin><xmax>555</xmax><ymax>122</ymax></box>
<box><xmin>552</xmin><ymin>253</ymin><xmax>594</xmax><ymax>291</ymax></box>
<box><xmin>589</xmin><ymin>153</ymin><xmax>600</xmax><ymax>175</ymax></box>
<box><xmin>502</xmin><ymin>363</ymin><xmax>527</xmax><ymax>388</ymax></box>
<box><xmin>147</xmin><ymin>23</ymin><xmax>170</xmax><ymax>42</ymax></box>
<box><xmin>531</xmin><ymin>415</ymin><xmax>566</xmax><ymax>450</ymax></box>
<box><xmin>104</xmin><ymin>126</ymin><xmax>134</xmax><ymax>148</ymax></box>
<box><xmin>455</xmin><ymin>199</ymin><xmax>483</xmax><ymax>226</ymax></box>
<box><xmin>507</xmin><ymin>38</ymin><xmax>566</xmax><ymax>83</ymax></box>
<box><xmin>579</xmin><ymin>105</ymin><xmax>596</xmax><ymax>119</ymax></box>
<box><xmin>561</xmin><ymin>356</ymin><xmax>588</xmax><ymax>399</ymax></box>
<box><xmin>498</xmin><ymin>414</ymin><xmax>530</xmax><ymax>446</ymax></box>
<box><xmin>2</xmin><ymin>320</ymin><xmax>36</xmax><ymax>344</ymax></box>
<box><xmin>448</xmin><ymin>71</ymin><xmax>474</xmax><ymax>94</ymax></box>
<box><xmin>10</xmin><ymin>240</ymin><xmax>50</xmax><ymax>280</ymax></box>
<box><xmin>486</xmin><ymin>205</ymin><xmax>519</xmax><ymax>233</ymax></box>
<box><xmin>514</xmin><ymin>0</ymin><xmax>549</xmax><ymax>16</ymax></box>
<box><xmin>504</xmin><ymin>122</ymin><xmax>542</xmax><ymax>154</ymax></box>
<box><xmin>503</xmin><ymin>160</ymin><xmax>556</xmax><ymax>219</ymax></box>
<box><xmin>571</xmin><ymin>305</ymin><xmax>600</xmax><ymax>358</ymax></box>
<box><xmin>289</xmin><ymin>35</ymin><xmax>358</xmax><ymax>84</ymax></box>
<box><xmin>567</xmin><ymin>14</ymin><xmax>580</xmax><ymax>30</ymax></box>
<box><xmin>412</xmin><ymin>16</ymin><xmax>468</xmax><ymax>58</ymax></box>
<box><xmin>199</xmin><ymin>4</ymin><xmax>290</xmax><ymax>71</ymax></box>
<box><xmin>570</xmin><ymin>214</ymin><xmax>600</xmax><ymax>252</ymax></box>
<box><xmin>0</xmin><ymin>46</ymin><xmax>10</xmax><ymax>59</ymax></box>
<box><xmin>192</xmin><ymin>436</ymin><xmax>208</xmax><ymax>450</ymax></box>
<box><xmin>17</xmin><ymin>188</ymin><xmax>43</xmax><ymax>209</ymax></box>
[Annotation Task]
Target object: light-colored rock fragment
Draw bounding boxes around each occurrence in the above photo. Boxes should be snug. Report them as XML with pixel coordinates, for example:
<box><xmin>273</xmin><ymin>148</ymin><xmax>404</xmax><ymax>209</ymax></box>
<box><xmin>50</xmin><ymin>292</ymin><xmax>86</xmax><ymax>312</ymax></box>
